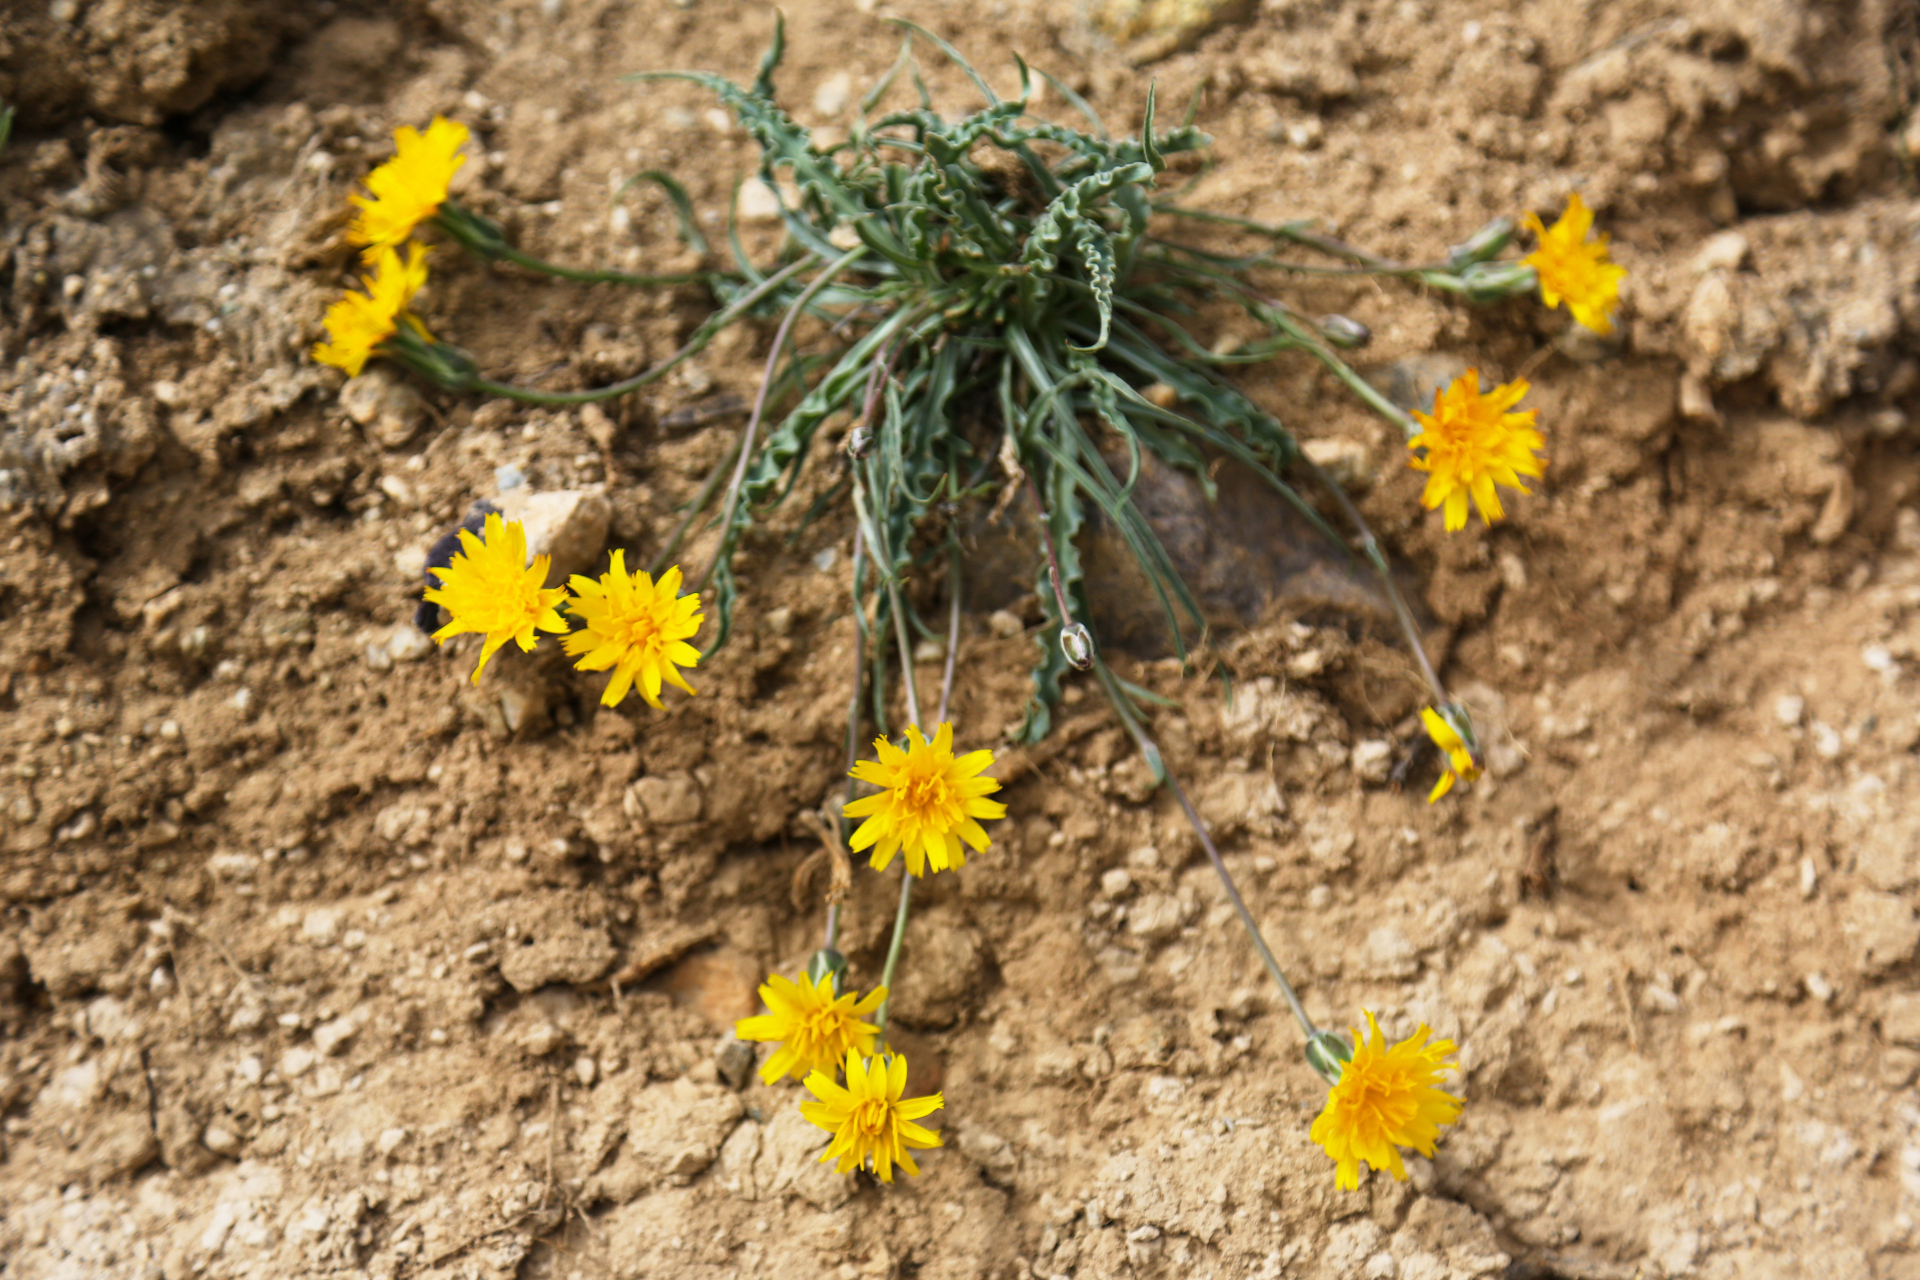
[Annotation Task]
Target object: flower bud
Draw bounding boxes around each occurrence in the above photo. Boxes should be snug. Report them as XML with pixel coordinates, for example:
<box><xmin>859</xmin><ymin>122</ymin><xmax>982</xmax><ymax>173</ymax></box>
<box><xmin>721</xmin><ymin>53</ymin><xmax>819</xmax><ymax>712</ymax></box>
<box><xmin>1446</xmin><ymin>216</ymin><xmax>1515</xmax><ymax>269</ymax></box>
<box><xmin>806</xmin><ymin>948</ymin><xmax>848</xmax><ymax>993</ymax></box>
<box><xmin>433</xmin><ymin>200</ymin><xmax>510</xmax><ymax>261</ymax></box>
<box><xmin>845</xmin><ymin>425</ymin><xmax>873</xmax><ymax>460</ymax></box>
<box><xmin>1457</xmin><ymin>261</ymin><xmax>1538</xmax><ymax>304</ymax></box>
<box><xmin>1304</xmin><ymin>1029</ymin><xmax>1352</xmax><ymax>1085</ymax></box>
<box><xmin>1060</xmin><ymin>621</ymin><xmax>1095</xmax><ymax>671</ymax></box>
<box><xmin>1317</xmin><ymin>314</ymin><xmax>1372</xmax><ymax>350</ymax></box>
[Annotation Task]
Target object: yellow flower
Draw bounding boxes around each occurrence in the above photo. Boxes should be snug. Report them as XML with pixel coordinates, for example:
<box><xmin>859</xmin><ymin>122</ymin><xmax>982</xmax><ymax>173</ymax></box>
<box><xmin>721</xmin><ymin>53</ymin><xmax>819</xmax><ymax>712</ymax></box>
<box><xmin>1420</xmin><ymin>706</ymin><xmax>1482</xmax><ymax>803</ymax></box>
<box><xmin>735</xmin><ymin>971</ymin><xmax>886</xmax><ymax>1086</ymax></box>
<box><xmin>801</xmin><ymin>1050</ymin><xmax>944</xmax><ymax>1182</ymax></box>
<box><xmin>1407</xmin><ymin>370</ymin><xmax>1545</xmax><ymax>532</ymax></box>
<box><xmin>1310</xmin><ymin>1010</ymin><xmax>1463</xmax><ymax>1190</ymax></box>
<box><xmin>1522</xmin><ymin>192</ymin><xmax>1627</xmax><ymax>335</ymax></box>
<box><xmin>843</xmin><ymin>723</ymin><xmax>1007</xmax><ymax>877</ymax></box>
<box><xmin>422</xmin><ymin>512</ymin><xmax>567</xmax><ymax>683</ymax></box>
<box><xmin>312</xmin><ymin>243</ymin><xmax>431</xmax><ymax>377</ymax></box>
<box><xmin>560</xmin><ymin>553</ymin><xmax>703</xmax><ymax>709</ymax></box>
<box><xmin>348</xmin><ymin>116</ymin><xmax>470</xmax><ymax>257</ymax></box>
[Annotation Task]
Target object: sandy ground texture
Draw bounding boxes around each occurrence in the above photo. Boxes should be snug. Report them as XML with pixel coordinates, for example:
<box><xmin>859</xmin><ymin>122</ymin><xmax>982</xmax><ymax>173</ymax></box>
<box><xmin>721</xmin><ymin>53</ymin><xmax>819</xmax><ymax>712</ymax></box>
<box><xmin>3</xmin><ymin>1</ymin><xmax>1920</xmax><ymax>1277</ymax></box>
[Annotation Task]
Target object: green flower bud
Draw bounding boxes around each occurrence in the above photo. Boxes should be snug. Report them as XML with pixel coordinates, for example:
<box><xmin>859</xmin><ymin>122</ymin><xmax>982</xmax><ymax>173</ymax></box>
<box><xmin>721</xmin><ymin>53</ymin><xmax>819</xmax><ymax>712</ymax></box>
<box><xmin>432</xmin><ymin>200</ymin><xmax>511</xmax><ymax>262</ymax></box>
<box><xmin>1061</xmin><ymin>621</ymin><xmax>1095</xmax><ymax>671</ymax></box>
<box><xmin>1317</xmin><ymin>314</ymin><xmax>1372</xmax><ymax>350</ymax></box>
<box><xmin>1446</xmin><ymin>216</ymin><xmax>1516</xmax><ymax>269</ymax></box>
<box><xmin>806</xmin><ymin>948</ymin><xmax>848</xmax><ymax>994</ymax></box>
<box><xmin>1305</xmin><ymin>1029</ymin><xmax>1352</xmax><ymax>1085</ymax></box>
<box><xmin>1457</xmin><ymin>260</ymin><xmax>1539</xmax><ymax>304</ymax></box>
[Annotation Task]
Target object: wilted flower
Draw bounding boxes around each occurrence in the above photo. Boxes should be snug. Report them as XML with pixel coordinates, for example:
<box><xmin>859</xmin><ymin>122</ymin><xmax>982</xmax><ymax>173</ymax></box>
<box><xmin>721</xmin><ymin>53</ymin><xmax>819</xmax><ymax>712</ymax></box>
<box><xmin>1420</xmin><ymin>705</ymin><xmax>1482</xmax><ymax>803</ymax></box>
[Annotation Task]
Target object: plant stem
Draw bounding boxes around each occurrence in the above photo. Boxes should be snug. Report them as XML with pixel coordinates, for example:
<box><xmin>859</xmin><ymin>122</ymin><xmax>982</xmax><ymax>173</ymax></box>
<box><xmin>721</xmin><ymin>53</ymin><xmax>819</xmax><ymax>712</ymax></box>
<box><xmin>1025</xmin><ymin>471</ymin><xmax>1081</xmax><ymax>633</ymax></box>
<box><xmin>936</xmin><ymin>537</ymin><xmax>962</xmax><ymax>725</ymax></box>
<box><xmin>1092</xmin><ymin>659</ymin><xmax>1319</xmax><ymax>1044</ymax></box>
<box><xmin>824</xmin><ymin>526</ymin><xmax>869</xmax><ymax>955</ymax></box>
<box><xmin>647</xmin><ymin>437</ymin><xmax>741</xmax><ymax>579</ymax></box>
<box><xmin>696</xmin><ymin>246</ymin><xmax>867</xmax><ymax>592</ymax></box>
<box><xmin>875</xmin><ymin>865</ymin><xmax>913</xmax><ymax>1040</ymax></box>
<box><xmin>1297</xmin><ymin>456</ymin><xmax>1449</xmax><ymax>706</ymax></box>
<box><xmin>850</xmin><ymin>456</ymin><xmax>931</xmax><ymax>1042</ymax></box>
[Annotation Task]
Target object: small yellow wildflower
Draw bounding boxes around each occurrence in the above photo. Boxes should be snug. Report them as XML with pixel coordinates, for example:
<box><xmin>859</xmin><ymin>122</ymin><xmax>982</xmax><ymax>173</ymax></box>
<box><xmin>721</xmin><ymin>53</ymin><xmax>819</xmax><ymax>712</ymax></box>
<box><xmin>312</xmin><ymin>243</ymin><xmax>430</xmax><ymax>377</ymax></box>
<box><xmin>1419</xmin><ymin>706</ymin><xmax>1482</xmax><ymax>803</ymax></box>
<box><xmin>1522</xmin><ymin>192</ymin><xmax>1627</xmax><ymax>335</ymax></box>
<box><xmin>843</xmin><ymin>723</ymin><xmax>1006</xmax><ymax>878</ymax></box>
<box><xmin>801</xmin><ymin>1050</ymin><xmax>944</xmax><ymax>1182</ymax></box>
<box><xmin>1407</xmin><ymin>370</ymin><xmax>1545</xmax><ymax>532</ymax></box>
<box><xmin>1311</xmin><ymin>1010</ymin><xmax>1463</xmax><ymax>1190</ymax></box>
<box><xmin>348</xmin><ymin>116</ymin><xmax>469</xmax><ymax>257</ymax></box>
<box><xmin>561</xmin><ymin>553</ymin><xmax>703</xmax><ymax>709</ymax></box>
<box><xmin>422</xmin><ymin>512</ymin><xmax>567</xmax><ymax>683</ymax></box>
<box><xmin>734</xmin><ymin>971</ymin><xmax>887</xmax><ymax>1086</ymax></box>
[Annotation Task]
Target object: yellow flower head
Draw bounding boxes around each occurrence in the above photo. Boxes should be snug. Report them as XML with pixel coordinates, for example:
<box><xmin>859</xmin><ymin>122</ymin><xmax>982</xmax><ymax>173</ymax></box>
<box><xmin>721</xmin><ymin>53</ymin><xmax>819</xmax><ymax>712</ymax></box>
<box><xmin>1407</xmin><ymin>370</ymin><xmax>1545</xmax><ymax>532</ymax></box>
<box><xmin>801</xmin><ymin>1050</ymin><xmax>944</xmax><ymax>1182</ymax></box>
<box><xmin>560</xmin><ymin>552</ymin><xmax>703</xmax><ymax>709</ymax></box>
<box><xmin>349</xmin><ymin>116</ymin><xmax>470</xmax><ymax>257</ymax></box>
<box><xmin>843</xmin><ymin>723</ymin><xmax>1007</xmax><ymax>877</ymax></box>
<box><xmin>1420</xmin><ymin>706</ymin><xmax>1482</xmax><ymax>803</ymax></box>
<box><xmin>1522</xmin><ymin>192</ymin><xmax>1627</xmax><ymax>335</ymax></box>
<box><xmin>312</xmin><ymin>243</ymin><xmax>431</xmax><ymax>377</ymax></box>
<box><xmin>734</xmin><ymin>971</ymin><xmax>886</xmax><ymax>1086</ymax></box>
<box><xmin>1310</xmin><ymin>1010</ymin><xmax>1463</xmax><ymax>1190</ymax></box>
<box><xmin>422</xmin><ymin>512</ymin><xmax>568</xmax><ymax>683</ymax></box>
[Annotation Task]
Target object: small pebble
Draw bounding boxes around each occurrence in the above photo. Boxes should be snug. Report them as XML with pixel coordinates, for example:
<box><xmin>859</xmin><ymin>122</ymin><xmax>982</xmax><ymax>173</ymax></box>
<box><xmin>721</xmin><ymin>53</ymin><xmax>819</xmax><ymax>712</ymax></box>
<box><xmin>523</xmin><ymin>1021</ymin><xmax>564</xmax><ymax>1057</ymax></box>
<box><xmin>573</xmin><ymin>1055</ymin><xmax>598</xmax><ymax>1088</ymax></box>
<box><xmin>1774</xmin><ymin>694</ymin><xmax>1805</xmax><ymax>727</ymax></box>
<box><xmin>312</xmin><ymin>1016</ymin><xmax>358</xmax><ymax>1057</ymax></box>
<box><xmin>1805</xmin><ymin>973</ymin><xmax>1835</xmax><ymax>1004</ymax></box>
<box><xmin>986</xmin><ymin>610</ymin><xmax>1025</xmax><ymax>639</ymax></box>
<box><xmin>202</xmin><ymin>1125</ymin><xmax>240</xmax><ymax>1157</ymax></box>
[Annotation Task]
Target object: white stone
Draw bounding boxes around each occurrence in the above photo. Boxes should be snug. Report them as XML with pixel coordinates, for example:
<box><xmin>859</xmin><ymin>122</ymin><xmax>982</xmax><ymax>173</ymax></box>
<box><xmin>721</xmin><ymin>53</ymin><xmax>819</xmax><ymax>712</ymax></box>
<box><xmin>312</xmin><ymin>1016</ymin><xmax>359</xmax><ymax>1056</ymax></box>
<box><xmin>301</xmin><ymin>908</ymin><xmax>342</xmax><ymax>945</ymax></box>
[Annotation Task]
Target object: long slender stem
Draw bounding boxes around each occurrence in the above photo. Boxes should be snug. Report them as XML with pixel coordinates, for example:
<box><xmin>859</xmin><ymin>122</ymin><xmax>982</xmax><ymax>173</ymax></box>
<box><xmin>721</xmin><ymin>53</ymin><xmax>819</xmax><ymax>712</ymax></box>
<box><xmin>647</xmin><ymin>437</ymin><xmax>741</xmax><ymax>579</ymax></box>
<box><xmin>824</xmin><ymin>526</ymin><xmax>869</xmax><ymax>955</ymax></box>
<box><xmin>936</xmin><ymin>538</ymin><xmax>962</xmax><ymax>725</ymax></box>
<box><xmin>1025</xmin><ymin>471</ymin><xmax>1080</xmax><ymax>633</ymax></box>
<box><xmin>875</xmin><ymin>866</ymin><xmax>913</xmax><ymax>1040</ymax></box>
<box><xmin>1298</xmin><ymin>456</ymin><xmax>1448</xmax><ymax>705</ymax></box>
<box><xmin>448</xmin><ymin>254</ymin><xmax>816</xmax><ymax>406</ymax></box>
<box><xmin>1093</xmin><ymin>659</ymin><xmax>1318</xmax><ymax>1043</ymax></box>
<box><xmin>696</xmin><ymin>246</ymin><xmax>867</xmax><ymax>592</ymax></box>
<box><xmin>852</xmin><ymin>456</ymin><xmax>928</xmax><ymax>1041</ymax></box>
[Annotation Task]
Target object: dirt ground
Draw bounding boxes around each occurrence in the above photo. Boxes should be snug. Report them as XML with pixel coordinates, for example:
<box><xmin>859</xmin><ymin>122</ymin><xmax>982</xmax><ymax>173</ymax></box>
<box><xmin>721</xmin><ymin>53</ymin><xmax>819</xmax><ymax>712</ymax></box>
<box><xmin>3</xmin><ymin>1</ymin><xmax>1920</xmax><ymax>1277</ymax></box>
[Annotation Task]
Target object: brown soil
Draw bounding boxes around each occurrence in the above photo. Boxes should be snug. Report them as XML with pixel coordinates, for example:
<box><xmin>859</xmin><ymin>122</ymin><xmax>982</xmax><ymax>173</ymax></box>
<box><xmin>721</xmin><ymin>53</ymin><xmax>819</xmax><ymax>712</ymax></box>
<box><xmin>4</xmin><ymin>2</ymin><xmax>1920</xmax><ymax>1278</ymax></box>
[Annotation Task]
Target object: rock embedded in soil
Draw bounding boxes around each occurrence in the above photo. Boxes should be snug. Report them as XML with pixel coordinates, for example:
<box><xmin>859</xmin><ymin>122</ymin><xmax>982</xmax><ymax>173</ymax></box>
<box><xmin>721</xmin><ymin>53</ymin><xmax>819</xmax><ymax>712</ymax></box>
<box><xmin>496</xmin><ymin>892</ymin><xmax>616</xmax><ymax>993</ymax></box>
<box><xmin>338</xmin><ymin>368</ymin><xmax>426</xmax><ymax>449</ymax></box>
